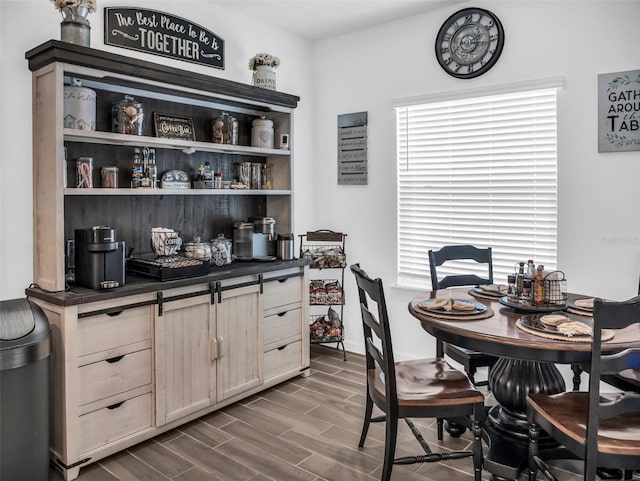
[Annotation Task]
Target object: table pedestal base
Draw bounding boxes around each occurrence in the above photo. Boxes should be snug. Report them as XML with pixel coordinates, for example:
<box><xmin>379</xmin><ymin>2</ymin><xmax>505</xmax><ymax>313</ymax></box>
<box><xmin>483</xmin><ymin>357</ymin><xmax>566</xmax><ymax>481</ymax></box>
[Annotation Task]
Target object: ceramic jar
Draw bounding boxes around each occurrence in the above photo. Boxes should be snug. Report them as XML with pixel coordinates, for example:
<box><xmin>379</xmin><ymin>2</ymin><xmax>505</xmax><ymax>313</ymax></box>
<box><xmin>251</xmin><ymin>116</ymin><xmax>274</xmax><ymax>149</ymax></box>
<box><xmin>63</xmin><ymin>79</ymin><xmax>96</xmax><ymax>130</ymax></box>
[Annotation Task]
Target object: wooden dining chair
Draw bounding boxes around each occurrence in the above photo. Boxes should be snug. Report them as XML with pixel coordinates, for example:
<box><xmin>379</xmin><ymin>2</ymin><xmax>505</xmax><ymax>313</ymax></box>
<box><xmin>526</xmin><ymin>295</ymin><xmax>640</xmax><ymax>481</ymax></box>
<box><xmin>350</xmin><ymin>263</ymin><xmax>485</xmax><ymax>481</ymax></box>
<box><xmin>428</xmin><ymin>245</ymin><xmax>498</xmax><ymax>386</ymax></box>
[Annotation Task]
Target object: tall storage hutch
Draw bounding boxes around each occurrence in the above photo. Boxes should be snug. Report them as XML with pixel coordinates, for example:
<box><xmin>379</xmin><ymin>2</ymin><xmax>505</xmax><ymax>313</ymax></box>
<box><xmin>26</xmin><ymin>41</ymin><xmax>310</xmax><ymax>480</ymax></box>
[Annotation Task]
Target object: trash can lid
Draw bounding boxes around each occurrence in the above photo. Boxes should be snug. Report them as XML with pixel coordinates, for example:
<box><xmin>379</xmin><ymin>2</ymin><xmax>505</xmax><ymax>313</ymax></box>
<box><xmin>0</xmin><ymin>299</ymin><xmax>36</xmax><ymax>341</ymax></box>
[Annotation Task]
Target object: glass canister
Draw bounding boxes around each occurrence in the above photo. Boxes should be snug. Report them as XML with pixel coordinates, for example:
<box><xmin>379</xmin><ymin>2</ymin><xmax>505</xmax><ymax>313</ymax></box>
<box><xmin>261</xmin><ymin>163</ymin><xmax>273</xmax><ymax>190</ymax></box>
<box><xmin>112</xmin><ymin>95</ymin><xmax>144</xmax><ymax>135</ymax></box>
<box><xmin>212</xmin><ymin>112</ymin><xmax>238</xmax><ymax>145</ymax></box>
<box><xmin>75</xmin><ymin>157</ymin><xmax>93</xmax><ymax>188</ymax></box>
<box><xmin>251</xmin><ymin>116</ymin><xmax>274</xmax><ymax>149</ymax></box>
<box><xmin>211</xmin><ymin>234</ymin><xmax>232</xmax><ymax>266</ymax></box>
<box><xmin>233</xmin><ymin>222</ymin><xmax>254</xmax><ymax>260</ymax></box>
<box><xmin>250</xmin><ymin>163</ymin><xmax>262</xmax><ymax>189</ymax></box>
<box><xmin>101</xmin><ymin>166</ymin><xmax>119</xmax><ymax>188</ymax></box>
<box><xmin>238</xmin><ymin>161</ymin><xmax>251</xmax><ymax>187</ymax></box>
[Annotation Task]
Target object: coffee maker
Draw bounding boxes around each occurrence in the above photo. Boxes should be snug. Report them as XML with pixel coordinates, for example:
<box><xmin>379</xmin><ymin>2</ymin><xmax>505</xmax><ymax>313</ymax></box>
<box><xmin>74</xmin><ymin>226</ymin><xmax>125</xmax><ymax>289</ymax></box>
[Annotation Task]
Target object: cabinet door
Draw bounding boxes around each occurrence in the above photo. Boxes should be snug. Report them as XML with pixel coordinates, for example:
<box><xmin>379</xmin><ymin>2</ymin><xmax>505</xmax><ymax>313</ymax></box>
<box><xmin>155</xmin><ymin>293</ymin><xmax>215</xmax><ymax>425</ymax></box>
<box><xmin>216</xmin><ymin>283</ymin><xmax>262</xmax><ymax>401</ymax></box>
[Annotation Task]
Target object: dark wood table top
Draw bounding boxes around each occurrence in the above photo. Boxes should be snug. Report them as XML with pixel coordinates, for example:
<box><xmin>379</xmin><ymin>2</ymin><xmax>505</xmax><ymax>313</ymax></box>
<box><xmin>409</xmin><ymin>287</ymin><xmax>640</xmax><ymax>364</ymax></box>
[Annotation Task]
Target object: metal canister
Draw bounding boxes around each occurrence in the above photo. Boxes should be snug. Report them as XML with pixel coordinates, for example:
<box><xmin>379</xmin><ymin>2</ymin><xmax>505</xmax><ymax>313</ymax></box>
<box><xmin>277</xmin><ymin>233</ymin><xmax>295</xmax><ymax>260</ymax></box>
<box><xmin>212</xmin><ymin>112</ymin><xmax>238</xmax><ymax>145</ymax></box>
<box><xmin>112</xmin><ymin>95</ymin><xmax>144</xmax><ymax>135</ymax></box>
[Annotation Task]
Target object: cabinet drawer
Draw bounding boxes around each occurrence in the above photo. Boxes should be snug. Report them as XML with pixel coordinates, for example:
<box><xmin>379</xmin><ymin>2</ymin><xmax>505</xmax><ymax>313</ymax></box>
<box><xmin>263</xmin><ymin>275</ymin><xmax>303</xmax><ymax>311</ymax></box>
<box><xmin>78</xmin><ymin>306</ymin><xmax>152</xmax><ymax>357</ymax></box>
<box><xmin>264</xmin><ymin>308</ymin><xmax>302</xmax><ymax>349</ymax></box>
<box><xmin>264</xmin><ymin>341</ymin><xmax>303</xmax><ymax>380</ymax></box>
<box><xmin>79</xmin><ymin>391</ymin><xmax>152</xmax><ymax>454</ymax></box>
<box><xmin>78</xmin><ymin>349</ymin><xmax>152</xmax><ymax>406</ymax></box>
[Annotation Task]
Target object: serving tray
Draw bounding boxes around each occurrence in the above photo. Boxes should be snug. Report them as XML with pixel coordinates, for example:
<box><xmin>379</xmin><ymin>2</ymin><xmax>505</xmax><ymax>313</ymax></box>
<box><xmin>499</xmin><ymin>296</ymin><xmax>567</xmax><ymax>313</ymax></box>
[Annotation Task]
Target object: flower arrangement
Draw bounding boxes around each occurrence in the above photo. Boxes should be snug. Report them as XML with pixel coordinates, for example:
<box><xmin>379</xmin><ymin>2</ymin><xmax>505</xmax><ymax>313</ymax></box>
<box><xmin>248</xmin><ymin>53</ymin><xmax>281</xmax><ymax>71</ymax></box>
<box><xmin>51</xmin><ymin>0</ymin><xmax>96</xmax><ymax>15</ymax></box>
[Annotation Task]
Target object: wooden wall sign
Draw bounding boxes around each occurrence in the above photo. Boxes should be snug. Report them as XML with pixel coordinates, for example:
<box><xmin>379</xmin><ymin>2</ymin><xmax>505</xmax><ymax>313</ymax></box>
<box><xmin>104</xmin><ymin>8</ymin><xmax>224</xmax><ymax>69</ymax></box>
<box><xmin>337</xmin><ymin>112</ymin><xmax>368</xmax><ymax>185</ymax></box>
<box><xmin>598</xmin><ymin>69</ymin><xmax>640</xmax><ymax>152</ymax></box>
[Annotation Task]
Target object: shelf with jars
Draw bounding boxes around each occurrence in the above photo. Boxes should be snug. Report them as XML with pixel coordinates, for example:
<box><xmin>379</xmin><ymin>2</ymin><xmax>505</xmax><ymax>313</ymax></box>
<box><xmin>27</xmin><ymin>40</ymin><xmax>299</xmax><ymax>292</ymax></box>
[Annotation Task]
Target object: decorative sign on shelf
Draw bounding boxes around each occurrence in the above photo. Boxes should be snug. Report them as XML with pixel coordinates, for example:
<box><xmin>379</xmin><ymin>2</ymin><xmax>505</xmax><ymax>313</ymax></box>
<box><xmin>104</xmin><ymin>8</ymin><xmax>224</xmax><ymax>69</ymax></box>
<box><xmin>598</xmin><ymin>69</ymin><xmax>640</xmax><ymax>152</ymax></box>
<box><xmin>337</xmin><ymin>112</ymin><xmax>368</xmax><ymax>185</ymax></box>
<box><xmin>154</xmin><ymin>113</ymin><xmax>196</xmax><ymax>141</ymax></box>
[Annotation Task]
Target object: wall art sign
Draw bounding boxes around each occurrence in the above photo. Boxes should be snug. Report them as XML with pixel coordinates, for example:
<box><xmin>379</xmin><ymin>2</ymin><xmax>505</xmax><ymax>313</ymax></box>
<box><xmin>598</xmin><ymin>69</ymin><xmax>640</xmax><ymax>152</ymax></box>
<box><xmin>337</xmin><ymin>112</ymin><xmax>368</xmax><ymax>185</ymax></box>
<box><xmin>154</xmin><ymin>113</ymin><xmax>196</xmax><ymax>141</ymax></box>
<box><xmin>104</xmin><ymin>8</ymin><xmax>224</xmax><ymax>69</ymax></box>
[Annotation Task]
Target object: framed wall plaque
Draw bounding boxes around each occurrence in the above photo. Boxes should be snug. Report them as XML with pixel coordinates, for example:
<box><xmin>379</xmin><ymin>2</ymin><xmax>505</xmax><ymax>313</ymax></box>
<box><xmin>154</xmin><ymin>113</ymin><xmax>196</xmax><ymax>141</ymax></box>
<box><xmin>598</xmin><ymin>69</ymin><xmax>640</xmax><ymax>152</ymax></box>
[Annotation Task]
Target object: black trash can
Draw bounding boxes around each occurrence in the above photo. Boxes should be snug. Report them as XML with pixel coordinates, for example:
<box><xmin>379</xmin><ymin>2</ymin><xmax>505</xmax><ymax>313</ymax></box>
<box><xmin>0</xmin><ymin>298</ymin><xmax>51</xmax><ymax>481</ymax></box>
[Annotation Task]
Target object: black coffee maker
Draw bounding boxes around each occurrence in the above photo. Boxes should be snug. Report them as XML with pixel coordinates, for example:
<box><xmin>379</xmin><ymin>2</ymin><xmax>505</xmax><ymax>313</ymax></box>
<box><xmin>74</xmin><ymin>226</ymin><xmax>125</xmax><ymax>289</ymax></box>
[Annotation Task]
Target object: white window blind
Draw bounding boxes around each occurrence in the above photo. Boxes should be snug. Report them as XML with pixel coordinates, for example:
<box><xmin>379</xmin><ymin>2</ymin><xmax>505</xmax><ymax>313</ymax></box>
<box><xmin>396</xmin><ymin>87</ymin><xmax>558</xmax><ymax>289</ymax></box>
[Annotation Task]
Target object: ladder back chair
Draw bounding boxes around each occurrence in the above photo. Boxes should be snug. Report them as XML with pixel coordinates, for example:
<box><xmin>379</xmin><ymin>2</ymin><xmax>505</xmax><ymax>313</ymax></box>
<box><xmin>350</xmin><ymin>263</ymin><xmax>485</xmax><ymax>481</ymax></box>
<box><xmin>428</xmin><ymin>245</ymin><xmax>498</xmax><ymax>386</ymax></box>
<box><xmin>526</xmin><ymin>295</ymin><xmax>640</xmax><ymax>481</ymax></box>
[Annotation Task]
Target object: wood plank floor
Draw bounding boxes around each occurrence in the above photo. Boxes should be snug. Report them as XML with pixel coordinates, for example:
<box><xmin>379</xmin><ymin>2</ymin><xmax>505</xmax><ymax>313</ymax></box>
<box><xmin>50</xmin><ymin>346</ymin><xmax>595</xmax><ymax>481</ymax></box>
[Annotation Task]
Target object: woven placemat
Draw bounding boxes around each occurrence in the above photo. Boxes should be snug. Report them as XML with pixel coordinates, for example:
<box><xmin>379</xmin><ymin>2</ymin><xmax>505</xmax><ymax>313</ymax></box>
<box><xmin>516</xmin><ymin>319</ymin><xmax>614</xmax><ymax>342</ymax></box>
<box><xmin>566</xmin><ymin>307</ymin><xmax>593</xmax><ymax>318</ymax></box>
<box><xmin>415</xmin><ymin>305</ymin><xmax>494</xmax><ymax>321</ymax></box>
<box><xmin>467</xmin><ymin>289</ymin><xmax>502</xmax><ymax>301</ymax></box>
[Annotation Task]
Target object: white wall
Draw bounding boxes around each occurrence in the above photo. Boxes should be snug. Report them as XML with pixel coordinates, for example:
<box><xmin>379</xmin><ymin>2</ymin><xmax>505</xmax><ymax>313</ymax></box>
<box><xmin>1</xmin><ymin>1</ymin><xmax>639</xmax><ymax>373</ymax></box>
<box><xmin>0</xmin><ymin>0</ymin><xmax>315</xmax><ymax>298</ymax></box>
<box><xmin>311</xmin><ymin>1</ymin><xmax>640</xmax><ymax>361</ymax></box>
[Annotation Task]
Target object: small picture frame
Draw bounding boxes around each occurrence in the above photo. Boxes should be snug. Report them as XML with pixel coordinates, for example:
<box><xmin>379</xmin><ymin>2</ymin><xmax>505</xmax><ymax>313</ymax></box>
<box><xmin>154</xmin><ymin>113</ymin><xmax>196</xmax><ymax>141</ymax></box>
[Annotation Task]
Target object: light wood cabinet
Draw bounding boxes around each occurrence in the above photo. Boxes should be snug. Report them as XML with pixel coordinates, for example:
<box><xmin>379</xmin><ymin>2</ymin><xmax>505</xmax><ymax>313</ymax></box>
<box><xmin>26</xmin><ymin>40</ymin><xmax>307</xmax><ymax>481</ymax></box>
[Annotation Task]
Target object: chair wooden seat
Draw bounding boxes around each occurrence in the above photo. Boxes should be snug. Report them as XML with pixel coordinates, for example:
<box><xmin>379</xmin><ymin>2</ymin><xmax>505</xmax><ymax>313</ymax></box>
<box><xmin>369</xmin><ymin>358</ymin><xmax>485</xmax><ymax>408</ymax></box>
<box><xmin>528</xmin><ymin>392</ymin><xmax>640</xmax><ymax>457</ymax></box>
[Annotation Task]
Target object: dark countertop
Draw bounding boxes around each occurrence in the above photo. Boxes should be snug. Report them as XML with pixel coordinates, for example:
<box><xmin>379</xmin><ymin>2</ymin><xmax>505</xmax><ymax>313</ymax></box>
<box><xmin>26</xmin><ymin>258</ymin><xmax>309</xmax><ymax>307</ymax></box>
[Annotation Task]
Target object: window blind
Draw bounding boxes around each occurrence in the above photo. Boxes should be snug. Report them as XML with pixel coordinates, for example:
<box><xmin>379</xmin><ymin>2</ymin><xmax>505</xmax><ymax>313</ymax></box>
<box><xmin>396</xmin><ymin>88</ymin><xmax>558</xmax><ymax>289</ymax></box>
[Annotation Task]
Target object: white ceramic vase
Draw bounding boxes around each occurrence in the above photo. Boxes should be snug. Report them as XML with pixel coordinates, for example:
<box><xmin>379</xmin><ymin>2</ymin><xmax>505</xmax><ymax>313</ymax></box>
<box><xmin>252</xmin><ymin>65</ymin><xmax>276</xmax><ymax>91</ymax></box>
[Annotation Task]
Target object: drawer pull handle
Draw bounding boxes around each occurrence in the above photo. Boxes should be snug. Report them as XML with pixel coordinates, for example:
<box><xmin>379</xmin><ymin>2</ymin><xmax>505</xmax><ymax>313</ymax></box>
<box><xmin>278</xmin><ymin>278</ymin><xmax>288</xmax><ymax>284</ymax></box>
<box><xmin>105</xmin><ymin>355</ymin><xmax>125</xmax><ymax>364</ymax></box>
<box><xmin>277</xmin><ymin>311</ymin><xmax>288</xmax><ymax>317</ymax></box>
<box><xmin>106</xmin><ymin>401</ymin><xmax>125</xmax><ymax>410</ymax></box>
<box><xmin>106</xmin><ymin>310</ymin><xmax>124</xmax><ymax>317</ymax></box>
<box><xmin>277</xmin><ymin>345</ymin><xmax>287</xmax><ymax>351</ymax></box>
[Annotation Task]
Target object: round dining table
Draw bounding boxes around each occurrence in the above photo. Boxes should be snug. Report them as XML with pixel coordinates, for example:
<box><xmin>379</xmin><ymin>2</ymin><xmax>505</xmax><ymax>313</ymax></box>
<box><xmin>408</xmin><ymin>287</ymin><xmax>640</xmax><ymax>481</ymax></box>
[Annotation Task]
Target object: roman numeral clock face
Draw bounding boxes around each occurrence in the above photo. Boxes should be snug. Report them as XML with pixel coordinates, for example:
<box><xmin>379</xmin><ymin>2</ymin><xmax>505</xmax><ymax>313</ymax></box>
<box><xmin>435</xmin><ymin>8</ymin><xmax>504</xmax><ymax>79</ymax></box>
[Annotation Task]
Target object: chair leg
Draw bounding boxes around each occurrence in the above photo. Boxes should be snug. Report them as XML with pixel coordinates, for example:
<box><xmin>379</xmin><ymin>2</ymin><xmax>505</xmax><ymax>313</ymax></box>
<box><xmin>529</xmin><ymin>422</ymin><xmax>559</xmax><ymax>481</ymax></box>
<box><xmin>528</xmin><ymin>422</ymin><xmax>539</xmax><ymax>481</ymax></box>
<box><xmin>381</xmin><ymin>414</ymin><xmax>398</xmax><ymax>481</ymax></box>
<box><xmin>359</xmin><ymin>393</ymin><xmax>374</xmax><ymax>448</ymax></box>
<box><xmin>436</xmin><ymin>417</ymin><xmax>443</xmax><ymax>441</ymax></box>
<box><xmin>472</xmin><ymin>418</ymin><xmax>483</xmax><ymax>481</ymax></box>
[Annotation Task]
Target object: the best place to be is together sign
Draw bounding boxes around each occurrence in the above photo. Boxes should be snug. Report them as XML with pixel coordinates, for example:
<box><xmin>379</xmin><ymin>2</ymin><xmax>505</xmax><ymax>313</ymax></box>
<box><xmin>104</xmin><ymin>8</ymin><xmax>224</xmax><ymax>69</ymax></box>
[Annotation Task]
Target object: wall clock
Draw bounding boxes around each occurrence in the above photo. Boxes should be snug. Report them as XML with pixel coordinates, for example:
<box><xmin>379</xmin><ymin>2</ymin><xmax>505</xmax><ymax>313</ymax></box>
<box><xmin>435</xmin><ymin>7</ymin><xmax>504</xmax><ymax>79</ymax></box>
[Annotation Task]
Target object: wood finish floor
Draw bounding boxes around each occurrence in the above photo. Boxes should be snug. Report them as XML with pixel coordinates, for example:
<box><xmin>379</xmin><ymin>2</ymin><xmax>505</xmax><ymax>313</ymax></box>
<box><xmin>50</xmin><ymin>346</ymin><xmax>596</xmax><ymax>481</ymax></box>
